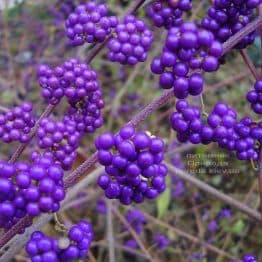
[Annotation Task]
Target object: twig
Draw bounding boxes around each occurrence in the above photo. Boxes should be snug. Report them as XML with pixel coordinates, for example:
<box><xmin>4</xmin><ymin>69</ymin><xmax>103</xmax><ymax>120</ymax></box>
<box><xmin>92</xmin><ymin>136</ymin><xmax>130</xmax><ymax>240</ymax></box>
<box><xmin>165</xmin><ymin>163</ymin><xmax>261</xmax><ymax>222</ymax></box>
<box><xmin>106</xmin><ymin>200</ymin><xmax>116</xmax><ymax>262</ymax></box>
<box><xmin>239</xmin><ymin>50</ymin><xmax>260</xmax><ymax>80</ymax></box>
<box><xmin>112</xmin><ymin>207</ymin><xmax>154</xmax><ymax>261</ymax></box>
<box><xmin>88</xmin><ymin>251</ymin><xmax>97</xmax><ymax>262</ymax></box>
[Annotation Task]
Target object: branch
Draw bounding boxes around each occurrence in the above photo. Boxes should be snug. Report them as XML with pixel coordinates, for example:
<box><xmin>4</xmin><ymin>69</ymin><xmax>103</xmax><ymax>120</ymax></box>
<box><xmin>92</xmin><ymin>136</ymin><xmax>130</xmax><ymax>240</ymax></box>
<box><xmin>239</xmin><ymin>50</ymin><xmax>260</xmax><ymax>80</ymax></box>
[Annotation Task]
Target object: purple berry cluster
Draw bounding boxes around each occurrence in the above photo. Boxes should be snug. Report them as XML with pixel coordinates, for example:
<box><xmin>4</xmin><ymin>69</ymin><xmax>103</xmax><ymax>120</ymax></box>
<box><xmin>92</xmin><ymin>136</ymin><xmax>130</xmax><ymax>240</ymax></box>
<box><xmin>61</xmin><ymin>221</ymin><xmax>93</xmax><ymax>260</ymax></box>
<box><xmin>0</xmin><ymin>102</ymin><xmax>35</xmax><ymax>143</ymax></box>
<box><xmin>242</xmin><ymin>254</ymin><xmax>259</xmax><ymax>262</ymax></box>
<box><xmin>25</xmin><ymin>231</ymin><xmax>60</xmax><ymax>261</ymax></box>
<box><xmin>146</xmin><ymin>0</ymin><xmax>192</xmax><ymax>29</ymax></box>
<box><xmin>37</xmin><ymin>117</ymin><xmax>81</xmax><ymax>170</ymax></box>
<box><xmin>202</xmin><ymin>0</ymin><xmax>261</xmax><ymax>49</ymax></box>
<box><xmin>0</xmin><ymin>155</ymin><xmax>65</xmax><ymax>231</ymax></box>
<box><xmin>26</xmin><ymin>220</ymin><xmax>93</xmax><ymax>262</ymax></box>
<box><xmin>65</xmin><ymin>88</ymin><xmax>104</xmax><ymax>134</ymax></box>
<box><xmin>171</xmin><ymin>100</ymin><xmax>261</xmax><ymax>160</ymax></box>
<box><xmin>96</xmin><ymin>125</ymin><xmax>168</xmax><ymax>204</ymax></box>
<box><xmin>151</xmin><ymin>22</ymin><xmax>223</xmax><ymax>98</ymax></box>
<box><xmin>38</xmin><ymin>58</ymin><xmax>101</xmax><ymax>105</ymax></box>
<box><xmin>107</xmin><ymin>15</ymin><xmax>154</xmax><ymax>65</ymax></box>
<box><xmin>246</xmin><ymin>80</ymin><xmax>262</xmax><ymax>114</ymax></box>
<box><xmin>170</xmin><ymin>100</ymin><xmax>205</xmax><ymax>144</ymax></box>
<box><xmin>65</xmin><ymin>2</ymin><xmax>118</xmax><ymax>46</ymax></box>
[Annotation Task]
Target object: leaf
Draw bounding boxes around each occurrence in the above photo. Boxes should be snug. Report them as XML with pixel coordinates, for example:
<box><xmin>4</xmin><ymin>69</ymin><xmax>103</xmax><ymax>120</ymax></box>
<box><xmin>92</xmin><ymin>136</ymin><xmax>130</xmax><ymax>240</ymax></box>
<box><xmin>157</xmin><ymin>187</ymin><xmax>171</xmax><ymax>218</ymax></box>
<box><xmin>231</xmin><ymin>219</ymin><xmax>245</xmax><ymax>235</ymax></box>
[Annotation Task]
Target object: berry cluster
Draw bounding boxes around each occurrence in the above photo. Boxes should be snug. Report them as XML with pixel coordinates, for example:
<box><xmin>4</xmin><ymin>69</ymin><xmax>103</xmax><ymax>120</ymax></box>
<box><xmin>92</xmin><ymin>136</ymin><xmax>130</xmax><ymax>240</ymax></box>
<box><xmin>26</xmin><ymin>220</ymin><xmax>93</xmax><ymax>262</ymax></box>
<box><xmin>65</xmin><ymin>2</ymin><xmax>118</xmax><ymax>46</ymax></box>
<box><xmin>246</xmin><ymin>80</ymin><xmax>262</xmax><ymax>114</ymax></box>
<box><xmin>146</xmin><ymin>0</ymin><xmax>192</xmax><ymax>29</ymax></box>
<box><xmin>0</xmin><ymin>155</ymin><xmax>65</xmax><ymax>231</ymax></box>
<box><xmin>221</xmin><ymin>116</ymin><xmax>258</xmax><ymax>161</ymax></box>
<box><xmin>202</xmin><ymin>0</ymin><xmax>261</xmax><ymax>49</ymax></box>
<box><xmin>96</xmin><ymin>125</ymin><xmax>168</xmax><ymax>204</ymax></box>
<box><xmin>170</xmin><ymin>99</ymin><xmax>205</xmax><ymax>144</ymax></box>
<box><xmin>151</xmin><ymin>22</ymin><xmax>223</xmax><ymax>98</ymax></box>
<box><xmin>242</xmin><ymin>254</ymin><xmax>259</xmax><ymax>262</ymax></box>
<box><xmin>65</xmin><ymin>89</ymin><xmax>104</xmax><ymax>134</ymax></box>
<box><xmin>38</xmin><ymin>58</ymin><xmax>101</xmax><ymax>105</ymax></box>
<box><xmin>107</xmin><ymin>15</ymin><xmax>154</xmax><ymax>65</ymax></box>
<box><xmin>60</xmin><ymin>221</ymin><xmax>94</xmax><ymax>260</ymax></box>
<box><xmin>0</xmin><ymin>102</ymin><xmax>35</xmax><ymax>143</ymax></box>
<box><xmin>25</xmin><ymin>231</ymin><xmax>60</xmax><ymax>261</ymax></box>
<box><xmin>37</xmin><ymin>117</ymin><xmax>81</xmax><ymax>170</ymax></box>
<box><xmin>171</xmin><ymin>100</ymin><xmax>261</xmax><ymax>160</ymax></box>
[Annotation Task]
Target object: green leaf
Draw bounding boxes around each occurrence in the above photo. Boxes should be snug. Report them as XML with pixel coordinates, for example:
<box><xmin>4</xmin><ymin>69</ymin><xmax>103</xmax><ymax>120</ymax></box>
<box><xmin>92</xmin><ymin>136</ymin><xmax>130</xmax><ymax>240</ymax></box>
<box><xmin>157</xmin><ymin>187</ymin><xmax>171</xmax><ymax>218</ymax></box>
<box><xmin>231</xmin><ymin>219</ymin><xmax>245</xmax><ymax>235</ymax></box>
